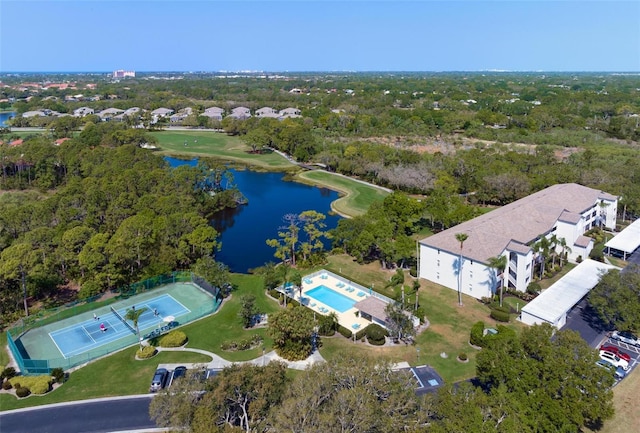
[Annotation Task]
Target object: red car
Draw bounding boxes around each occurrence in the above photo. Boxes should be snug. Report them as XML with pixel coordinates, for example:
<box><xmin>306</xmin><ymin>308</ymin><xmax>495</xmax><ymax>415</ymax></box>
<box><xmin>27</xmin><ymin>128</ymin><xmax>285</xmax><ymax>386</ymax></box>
<box><xmin>600</xmin><ymin>345</ymin><xmax>631</xmax><ymax>362</ymax></box>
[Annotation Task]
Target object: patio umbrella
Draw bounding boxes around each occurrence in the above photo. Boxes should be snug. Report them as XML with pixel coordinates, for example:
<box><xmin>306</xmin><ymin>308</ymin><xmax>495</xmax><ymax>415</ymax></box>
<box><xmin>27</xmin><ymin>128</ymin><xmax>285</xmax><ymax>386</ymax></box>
<box><xmin>163</xmin><ymin>315</ymin><xmax>175</xmax><ymax>323</ymax></box>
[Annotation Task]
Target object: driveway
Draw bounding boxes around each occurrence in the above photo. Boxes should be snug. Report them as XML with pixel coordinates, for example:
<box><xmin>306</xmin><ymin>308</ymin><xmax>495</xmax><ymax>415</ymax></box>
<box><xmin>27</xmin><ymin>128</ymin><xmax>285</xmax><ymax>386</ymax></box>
<box><xmin>563</xmin><ymin>298</ymin><xmax>610</xmax><ymax>348</ymax></box>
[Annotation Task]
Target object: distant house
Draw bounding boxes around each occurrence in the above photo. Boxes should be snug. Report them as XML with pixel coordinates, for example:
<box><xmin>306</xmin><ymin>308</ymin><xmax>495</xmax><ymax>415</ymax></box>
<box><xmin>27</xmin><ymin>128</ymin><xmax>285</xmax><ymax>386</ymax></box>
<box><xmin>278</xmin><ymin>107</ymin><xmax>301</xmax><ymax>119</ymax></box>
<box><xmin>227</xmin><ymin>107</ymin><xmax>251</xmax><ymax>120</ymax></box>
<box><xmin>202</xmin><ymin>106</ymin><xmax>224</xmax><ymax>121</ymax></box>
<box><xmin>9</xmin><ymin>139</ymin><xmax>23</xmax><ymax>147</ymax></box>
<box><xmin>22</xmin><ymin>110</ymin><xmax>47</xmax><ymax>118</ymax></box>
<box><xmin>73</xmin><ymin>107</ymin><xmax>94</xmax><ymax>117</ymax></box>
<box><xmin>54</xmin><ymin>138</ymin><xmax>71</xmax><ymax>146</ymax></box>
<box><xmin>151</xmin><ymin>107</ymin><xmax>174</xmax><ymax>117</ymax></box>
<box><xmin>170</xmin><ymin>107</ymin><xmax>193</xmax><ymax>123</ymax></box>
<box><xmin>255</xmin><ymin>107</ymin><xmax>279</xmax><ymax>118</ymax></box>
<box><xmin>97</xmin><ymin>108</ymin><xmax>125</xmax><ymax>121</ymax></box>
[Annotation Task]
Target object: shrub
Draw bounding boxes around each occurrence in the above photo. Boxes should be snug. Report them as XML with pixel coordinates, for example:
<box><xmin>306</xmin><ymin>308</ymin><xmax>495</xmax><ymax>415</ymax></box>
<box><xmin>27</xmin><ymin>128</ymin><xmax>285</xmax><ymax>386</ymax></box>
<box><xmin>9</xmin><ymin>376</ymin><xmax>51</xmax><ymax>395</ymax></box>
<box><xmin>576</xmin><ymin>255</ymin><xmax>583</xmax><ymax>263</ymax></box>
<box><xmin>15</xmin><ymin>387</ymin><xmax>31</xmax><ymax>398</ymax></box>
<box><xmin>589</xmin><ymin>245</ymin><xmax>604</xmax><ymax>262</ymax></box>
<box><xmin>458</xmin><ymin>353</ymin><xmax>468</xmax><ymax>361</ymax></box>
<box><xmin>470</xmin><ymin>321</ymin><xmax>485</xmax><ymax>347</ymax></box>
<box><xmin>337</xmin><ymin>325</ymin><xmax>353</xmax><ymax>339</ymax></box>
<box><xmin>2</xmin><ymin>380</ymin><xmax>12</xmax><ymax>390</ymax></box>
<box><xmin>317</xmin><ymin>314</ymin><xmax>337</xmax><ymax>336</ymax></box>
<box><xmin>526</xmin><ymin>282</ymin><xmax>541</xmax><ymax>295</ymax></box>
<box><xmin>221</xmin><ymin>335</ymin><xmax>263</xmax><ymax>351</ymax></box>
<box><xmin>1</xmin><ymin>367</ymin><xmax>16</xmax><ymax>381</ymax></box>
<box><xmin>490</xmin><ymin>309</ymin><xmax>511</xmax><ymax>322</ymax></box>
<box><xmin>137</xmin><ymin>345</ymin><xmax>157</xmax><ymax>359</ymax></box>
<box><xmin>268</xmin><ymin>289</ymin><xmax>279</xmax><ymax>299</ymax></box>
<box><xmin>159</xmin><ymin>331</ymin><xmax>187</xmax><ymax>347</ymax></box>
<box><xmin>365</xmin><ymin>324</ymin><xmax>388</xmax><ymax>345</ymax></box>
<box><xmin>50</xmin><ymin>368</ymin><xmax>65</xmax><ymax>383</ymax></box>
<box><xmin>355</xmin><ymin>328</ymin><xmax>367</xmax><ymax>341</ymax></box>
<box><xmin>414</xmin><ymin>306</ymin><xmax>427</xmax><ymax>323</ymax></box>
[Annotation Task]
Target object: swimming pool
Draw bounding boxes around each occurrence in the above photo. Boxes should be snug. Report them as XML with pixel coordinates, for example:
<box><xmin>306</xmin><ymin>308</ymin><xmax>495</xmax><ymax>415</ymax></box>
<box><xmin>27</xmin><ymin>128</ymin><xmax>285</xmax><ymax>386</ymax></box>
<box><xmin>306</xmin><ymin>285</ymin><xmax>355</xmax><ymax>313</ymax></box>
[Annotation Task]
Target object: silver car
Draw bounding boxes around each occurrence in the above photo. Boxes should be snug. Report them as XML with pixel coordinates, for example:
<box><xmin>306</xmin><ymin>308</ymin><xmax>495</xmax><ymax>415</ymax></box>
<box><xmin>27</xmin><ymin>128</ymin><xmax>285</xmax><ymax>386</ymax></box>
<box><xmin>611</xmin><ymin>330</ymin><xmax>640</xmax><ymax>347</ymax></box>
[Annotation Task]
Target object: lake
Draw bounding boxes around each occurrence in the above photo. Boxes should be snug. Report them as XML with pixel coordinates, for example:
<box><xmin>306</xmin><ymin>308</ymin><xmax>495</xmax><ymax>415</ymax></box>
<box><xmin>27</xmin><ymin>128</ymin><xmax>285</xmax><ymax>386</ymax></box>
<box><xmin>0</xmin><ymin>112</ymin><xmax>16</xmax><ymax>126</ymax></box>
<box><xmin>164</xmin><ymin>156</ymin><xmax>342</xmax><ymax>273</ymax></box>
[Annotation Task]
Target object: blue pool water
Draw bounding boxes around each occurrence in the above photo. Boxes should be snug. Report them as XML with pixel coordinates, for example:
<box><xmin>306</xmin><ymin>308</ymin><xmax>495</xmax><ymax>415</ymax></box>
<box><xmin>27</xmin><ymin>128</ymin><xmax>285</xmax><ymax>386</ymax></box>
<box><xmin>306</xmin><ymin>285</ymin><xmax>355</xmax><ymax>313</ymax></box>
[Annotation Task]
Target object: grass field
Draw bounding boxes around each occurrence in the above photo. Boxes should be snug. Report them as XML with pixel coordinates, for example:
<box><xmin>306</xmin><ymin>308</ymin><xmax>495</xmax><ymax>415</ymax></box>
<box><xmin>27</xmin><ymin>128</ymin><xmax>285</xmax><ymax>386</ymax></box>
<box><xmin>584</xmin><ymin>370</ymin><xmax>640</xmax><ymax>433</ymax></box>
<box><xmin>297</xmin><ymin>170</ymin><xmax>389</xmax><ymax>217</ymax></box>
<box><xmin>150</xmin><ymin>130</ymin><xmax>294</xmax><ymax>169</ymax></box>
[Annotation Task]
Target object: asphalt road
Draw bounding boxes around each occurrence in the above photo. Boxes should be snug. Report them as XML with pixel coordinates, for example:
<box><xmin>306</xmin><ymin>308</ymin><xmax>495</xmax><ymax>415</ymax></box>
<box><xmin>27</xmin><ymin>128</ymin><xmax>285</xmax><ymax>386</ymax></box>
<box><xmin>0</xmin><ymin>395</ymin><xmax>156</xmax><ymax>433</ymax></box>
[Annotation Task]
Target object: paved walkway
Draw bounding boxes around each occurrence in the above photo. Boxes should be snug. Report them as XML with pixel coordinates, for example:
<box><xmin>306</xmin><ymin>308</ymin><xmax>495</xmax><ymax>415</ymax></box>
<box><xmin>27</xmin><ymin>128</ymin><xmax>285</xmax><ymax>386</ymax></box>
<box><xmin>155</xmin><ymin>346</ymin><xmax>325</xmax><ymax>371</ymax></box>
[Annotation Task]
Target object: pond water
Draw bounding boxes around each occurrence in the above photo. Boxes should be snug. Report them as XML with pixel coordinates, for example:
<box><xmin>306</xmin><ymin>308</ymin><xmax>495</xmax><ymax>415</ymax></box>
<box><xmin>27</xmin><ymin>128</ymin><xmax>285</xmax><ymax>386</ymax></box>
<box><xmin>0</xmin><ymin>112</ymin><xmax>16</xmax><ymax>126</ymax></box>
<box><xmin>164</xmin><ymin>156</ymin><xmax>342</xmax><ymax>273</ymax></box>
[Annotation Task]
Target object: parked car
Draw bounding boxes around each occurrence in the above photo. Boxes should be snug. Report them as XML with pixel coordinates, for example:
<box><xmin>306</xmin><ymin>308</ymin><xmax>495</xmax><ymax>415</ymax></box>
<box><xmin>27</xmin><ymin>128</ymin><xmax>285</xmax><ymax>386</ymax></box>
<box><xmin>150</xmin><ymin>368</ymin><xmax>169</xmax><ymax>392</ymax></box>
<box><xmin>599</xmin><ymin>350</ymin><xmax>629</xmax><ymax>370</ymax></box>
<box><xmin>595</xmin><ymin>360</ymin><xmax>626</xmax><ymax>380</ymax></box>
<box><xmin>611</xmin><ymin>330</ymin><xmax>640</xmax><ymax>347</ymax></box>
<box><xmin>172</xmin><ymin>366</ymin><xmax>187</xmax><ymax>382</ymax></box>
<box><xmin>599</xmin><ymin>345</ymin><xmax>631</xmax><ymax>362</ymax></box>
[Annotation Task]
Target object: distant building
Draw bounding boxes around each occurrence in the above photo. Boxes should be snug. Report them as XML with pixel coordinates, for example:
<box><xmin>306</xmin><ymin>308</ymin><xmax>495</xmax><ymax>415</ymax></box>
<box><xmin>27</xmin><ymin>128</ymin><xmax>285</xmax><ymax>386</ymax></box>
<box><xmin>113</xmin><ymin>70</ymin><xmax>136</xmax><ymax>78</ymax></box>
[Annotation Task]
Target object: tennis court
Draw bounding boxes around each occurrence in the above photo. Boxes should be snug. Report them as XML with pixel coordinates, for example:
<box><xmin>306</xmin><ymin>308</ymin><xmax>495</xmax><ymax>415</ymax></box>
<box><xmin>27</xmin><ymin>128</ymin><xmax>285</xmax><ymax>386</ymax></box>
<box><xmin>49</xmin><ymin>294</ymin><xmax>190</xmax><ymax>358</ymax></box>
<box><xmin>9</xmin><ymin>280</ymin><xmax>220</xmax><ymax>372</ymax></box>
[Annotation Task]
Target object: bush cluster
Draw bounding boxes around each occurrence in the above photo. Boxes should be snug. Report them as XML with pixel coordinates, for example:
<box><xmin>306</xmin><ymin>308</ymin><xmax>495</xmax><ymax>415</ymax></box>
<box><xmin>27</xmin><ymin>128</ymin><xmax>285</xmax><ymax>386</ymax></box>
<box><xmin>137</xmin><ymin>345</ymin><xmax>157</xmax><ymax>359</ymax></box>
<box><xmin>15</xmin><ymin>387</ymin><xmax>31</xmax><ymax>398</ymax></box>
<box><xmin>458</xmin><ymin>353</ymin><xmax>468</xmax><ymax>361</ymax></box>
<box><xmin>470</xmin><ymin>321</ymin><xmax>485</xmax><ymax>347</ymax></box>
<box><xmin>490</xmin><ymin>309</ymin><xmax>511</xmax><ymax>322</ymax></box>
<box><xmin>365</xmin><ymin>324</ymin><xmax>388</xmax><ymax>346</ymax></box>
<box><xmin>317</xmin><ymin>314</ymin><xmax>337</xmax><ymax>336</ymax></box>
<box><xmin>337</xmin><ymin>325</ymin><xmax>352</xmax><ymax>339</ymax></box>
<box><xmin>220</xmin><ymin>335</ymin><xmax>263</xmax><ymax>351</ymax></box>
<box><xmin>50</xmin><ymin>367</ymin><xmax>65</xmax><ymax>383</ymax></box>
<box><xmin>2</xmin><ymin>380</ymin><xmax>12</xmax><ymax>390</ymax></box>
<box><xmin>9</xmin><ymin>375</ymin><xmax>52</xmax><ymax>395</ymax></box>
<box><xmin>159</xmin><ymin>331</ymin><xmax>188</xmax><ymax>347</ymax></box>
<box><xmin>1</xmin><ymin>367</ymin><xmax>16</xmax><ymax>381</ymax></box>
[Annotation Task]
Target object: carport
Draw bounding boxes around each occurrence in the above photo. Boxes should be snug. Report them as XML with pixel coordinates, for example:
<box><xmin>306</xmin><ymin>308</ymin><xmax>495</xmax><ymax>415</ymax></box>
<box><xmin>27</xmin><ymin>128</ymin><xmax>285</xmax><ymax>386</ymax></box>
<box><xmin>519</xmin><ymin>259</ymin><xmax>619</xmax><ymax>328</ymax></box>
<box><xmin>604</xmin><ymin>218</ymin><xmax>640</xmax><ymax>260</ymax></box>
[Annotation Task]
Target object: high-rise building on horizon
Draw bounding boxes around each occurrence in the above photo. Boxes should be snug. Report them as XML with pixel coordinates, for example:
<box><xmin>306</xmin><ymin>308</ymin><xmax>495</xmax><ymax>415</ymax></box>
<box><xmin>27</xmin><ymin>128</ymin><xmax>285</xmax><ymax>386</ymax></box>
<box><xmin>113</xmin><ymin>70</ymin><xmax>135</xmax><ymax>78</ymax></box>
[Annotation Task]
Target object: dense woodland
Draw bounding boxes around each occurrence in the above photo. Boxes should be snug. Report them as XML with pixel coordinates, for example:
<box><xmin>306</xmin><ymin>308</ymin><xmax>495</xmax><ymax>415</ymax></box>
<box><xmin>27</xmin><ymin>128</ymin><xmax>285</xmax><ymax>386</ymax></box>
<box><xmin>0</xmin><ymin>127</ymin><xmax>241</xmax><ymax>323</ymax></box>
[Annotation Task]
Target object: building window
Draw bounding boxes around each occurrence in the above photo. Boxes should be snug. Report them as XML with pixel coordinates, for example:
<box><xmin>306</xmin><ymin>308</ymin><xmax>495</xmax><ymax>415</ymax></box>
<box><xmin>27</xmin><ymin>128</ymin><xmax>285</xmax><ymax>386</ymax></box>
<box><xmin>436</xmin><ymin>273</ymin><xmax>439</xmax><ymax>279</ymax></box>
<box><xmin>437</xmin><ymin>250</ymin><xmax>440</xmax><ymax>254</ymax></box>
<box><xmin>437</xmin><ymin>260</ymin><xmax>440</xmax><ymax>267</ymax></box>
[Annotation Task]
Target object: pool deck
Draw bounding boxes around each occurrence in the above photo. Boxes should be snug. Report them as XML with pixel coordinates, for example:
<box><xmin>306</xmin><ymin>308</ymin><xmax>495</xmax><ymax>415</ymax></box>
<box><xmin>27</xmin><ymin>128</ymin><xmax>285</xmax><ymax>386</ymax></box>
<box><xmin>293</xmin><ymin>273</ymin><xmax>374</xmax><ymax>331</ymax></box>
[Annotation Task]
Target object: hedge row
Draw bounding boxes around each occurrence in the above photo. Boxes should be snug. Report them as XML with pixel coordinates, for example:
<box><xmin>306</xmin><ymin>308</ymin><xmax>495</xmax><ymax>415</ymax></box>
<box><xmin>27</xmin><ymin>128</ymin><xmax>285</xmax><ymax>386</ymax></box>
<box><xmin>137</xmin><ymin>345</ymin><xmax>157</xmax><ymax>359</ymax></box>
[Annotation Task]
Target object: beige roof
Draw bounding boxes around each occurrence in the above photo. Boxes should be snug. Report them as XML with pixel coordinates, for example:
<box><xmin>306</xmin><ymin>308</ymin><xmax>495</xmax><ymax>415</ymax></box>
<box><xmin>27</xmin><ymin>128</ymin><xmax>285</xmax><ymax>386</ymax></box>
<box><xmin>419</xmin><ymin>183</ymin><xmax>617</xmax><ymax>263</ymax></box>
<box><xmin>354</xmin><ymin>297</ymin><xmax>388</xmax><ymax>321</ymax></box>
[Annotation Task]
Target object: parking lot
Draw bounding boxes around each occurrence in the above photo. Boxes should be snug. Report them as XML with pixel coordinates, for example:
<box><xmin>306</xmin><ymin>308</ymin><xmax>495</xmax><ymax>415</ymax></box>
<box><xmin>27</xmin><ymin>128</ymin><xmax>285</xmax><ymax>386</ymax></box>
<box><xmin>598</xmin><ymin>335</ymin><xmax>640</xmax><ymax>384</ymax></box>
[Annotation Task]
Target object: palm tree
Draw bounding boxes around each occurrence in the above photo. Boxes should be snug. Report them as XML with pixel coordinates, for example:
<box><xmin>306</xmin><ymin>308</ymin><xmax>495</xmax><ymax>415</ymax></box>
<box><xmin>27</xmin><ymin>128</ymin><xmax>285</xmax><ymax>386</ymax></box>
<box><xmin>487</xmin><ymin>255</ymin><xmax>508</xmax><ymax>307</ymax></box>
<box><xmin>533</xmin><ymin>236</ymin><xmax>550</xmax><ymax>280</ymax></box>
<box><xmin>455</xmin><ymin>233</ymin><xmax>469</xmax><ymax>306</ymax></box>
<box><xmin>557</xmin><ymin>237</ymin><xmax>572</xmax><ymax>267</ymax></box>
<box><xmin>125</xmin><ymin>306</ymin><xmax>148</xmax><ymax>349</ymax></box>
<box><xmin>549</xmin><ymin>234</ymin><xmax>558</xmax><ymax>268</ymax></box>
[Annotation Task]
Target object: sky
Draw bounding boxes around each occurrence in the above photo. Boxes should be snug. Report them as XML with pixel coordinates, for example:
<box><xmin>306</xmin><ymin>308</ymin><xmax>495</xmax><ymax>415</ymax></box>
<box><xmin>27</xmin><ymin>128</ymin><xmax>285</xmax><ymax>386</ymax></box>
<box><xmin>1</xmin><ymin>0</ymin><xmax>638</xmax><ymax>72</ymax></box>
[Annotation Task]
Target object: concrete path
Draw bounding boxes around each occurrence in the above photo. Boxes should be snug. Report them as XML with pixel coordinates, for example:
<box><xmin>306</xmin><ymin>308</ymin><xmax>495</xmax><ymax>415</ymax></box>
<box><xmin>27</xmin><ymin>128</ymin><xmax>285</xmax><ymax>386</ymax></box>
<box><xmin>155</xmin><ymin>346</ymin><xmax>325</xmax><ymax>371</ymax></box>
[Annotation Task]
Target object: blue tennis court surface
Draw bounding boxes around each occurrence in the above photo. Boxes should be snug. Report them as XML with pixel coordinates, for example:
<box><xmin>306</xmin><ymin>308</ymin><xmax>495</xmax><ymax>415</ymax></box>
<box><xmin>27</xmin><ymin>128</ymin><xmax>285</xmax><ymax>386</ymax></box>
<box><xmin>305</xmin><ymin>285</ymin><xmax>355</xmax><ymax>313</ymax></box>
<box><xmin>49</xmin><ymin>294</ymin><xmax>190</xmax><ymax>358</ymax></box>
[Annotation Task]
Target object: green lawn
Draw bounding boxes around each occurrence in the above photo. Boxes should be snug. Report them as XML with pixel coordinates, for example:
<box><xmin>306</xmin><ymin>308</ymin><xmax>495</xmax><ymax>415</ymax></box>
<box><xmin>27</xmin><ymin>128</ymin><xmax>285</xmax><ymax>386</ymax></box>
<box><xmin>150</xmin><ymin>130</ymin><xmax>294</xmax><ymax>169</ymax></box>
<box><xmin>296</xmin><ymin>170</ymin><xmax>389</xmax><ymax>217</ymax></box>
<box><xmin>0</xmin><ymin>347</ymin><xmax>212</xmax><ymax>410</ymax></box>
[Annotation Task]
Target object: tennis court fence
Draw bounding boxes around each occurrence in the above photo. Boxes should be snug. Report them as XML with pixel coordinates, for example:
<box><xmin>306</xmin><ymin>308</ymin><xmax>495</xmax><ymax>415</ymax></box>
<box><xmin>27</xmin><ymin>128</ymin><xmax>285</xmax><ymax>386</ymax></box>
<box><xmin>6</xmin><ymin>272</ymin><xmax>221</xmax><ymax>375</ymax></box>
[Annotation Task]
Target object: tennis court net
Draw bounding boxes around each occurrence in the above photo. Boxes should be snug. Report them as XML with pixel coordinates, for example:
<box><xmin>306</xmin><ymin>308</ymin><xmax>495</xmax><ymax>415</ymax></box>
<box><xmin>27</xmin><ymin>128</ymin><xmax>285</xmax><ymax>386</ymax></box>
<box><xmin>110</xmin><ymin>306</ymin><xmax>137</xmax><ymax>335</ymax></box>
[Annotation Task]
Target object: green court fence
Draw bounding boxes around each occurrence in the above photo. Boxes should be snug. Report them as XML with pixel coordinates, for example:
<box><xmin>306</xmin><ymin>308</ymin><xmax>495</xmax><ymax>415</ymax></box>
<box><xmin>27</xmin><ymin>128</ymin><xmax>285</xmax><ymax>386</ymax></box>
<box><xmin>6</xmin><ymin>272</ymin><xmax>221</xmax><ymax>375</ymax></box>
